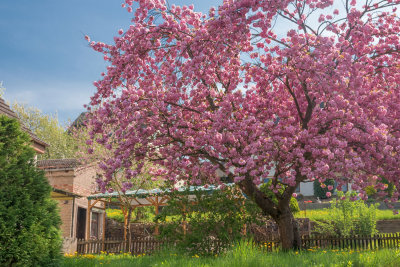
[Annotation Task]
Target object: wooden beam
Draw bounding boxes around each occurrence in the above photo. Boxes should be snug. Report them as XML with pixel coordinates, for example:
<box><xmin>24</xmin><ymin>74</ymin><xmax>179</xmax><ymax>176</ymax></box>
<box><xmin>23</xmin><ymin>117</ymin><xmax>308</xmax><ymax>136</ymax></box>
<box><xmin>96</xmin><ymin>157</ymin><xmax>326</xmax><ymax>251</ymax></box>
<box><xmin>159</xmin><ymin>195</ymin><xmax>169</xmax><ymax>205</ymax></box>
<box><xmin>102</xmin><ymin>202</ymin><xmax>106</xmax><ymax>251</ymax></box>
<box><xmin>145</xmin><ymin>197</ymin><xmax>156</xmax><ymax>205</ymax></box>
<box><xmin>121</xmin><ymin>206</ymin><xmax>128</xmax><ymax>243</ymax></box>
<box><xmin>86</xmin><ymin>199</ymin><xmax>91</xmax><ymax>241</ymax></box>
<box><xmin>154</xmin><ymin>196</ymin><xmax>159</xmax><ymax>235</ymax></box>
<box><xmin>89</xmin><ymin>199</ymin><xmax>101</xmax><ymax>209</ymax></box>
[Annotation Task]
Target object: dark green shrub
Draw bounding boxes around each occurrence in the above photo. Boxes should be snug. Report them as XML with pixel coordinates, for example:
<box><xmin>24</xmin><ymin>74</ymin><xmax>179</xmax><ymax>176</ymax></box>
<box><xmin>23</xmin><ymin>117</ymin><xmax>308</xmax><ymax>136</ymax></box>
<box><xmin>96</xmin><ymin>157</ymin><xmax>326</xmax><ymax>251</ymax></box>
<box><xmin>0</xmin><ymin>115</ymin><xmax>62</xmax><ymax>266</ymax></box>
<box><xmin>380</xmin><ymin>177</ymin><xmax>396</xmax><ymax>198</ymax></box>
<box><xmin>313</xmin><ymin>179</ymin><xmax>335</xmax><ymax>199</ymax></box>
<box><xmin>259</xmin><ymin>180</ymin><xmax>300</xmax><ymax>214</ymax></box>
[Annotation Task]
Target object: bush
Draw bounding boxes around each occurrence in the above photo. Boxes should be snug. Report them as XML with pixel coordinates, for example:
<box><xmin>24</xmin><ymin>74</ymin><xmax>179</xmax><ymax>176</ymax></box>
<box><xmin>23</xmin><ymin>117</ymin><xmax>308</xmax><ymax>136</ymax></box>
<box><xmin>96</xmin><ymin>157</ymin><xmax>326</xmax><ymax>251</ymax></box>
<box><xmin>156</xmin><ymin>186</ymin><xmax>261</xmax><ymax>255</ymax></box>
<box><xmin>314</xmin><ymin>192</ymin><xmax>378</xmax><ymax>237</ymax></box>
<box><xmin>259</xmin><ymin>180</ymin><xmax>300</xmax><ymax>214</ymax></box>
<box><xmin>0</xmin><ymin>115</ymin><xmax>62</xmax><ymax>266</ymax></box>
<box><xmin>313</xmin><ymin>179</ymin><xmax>335</xmax><ymax>199</ymax></box>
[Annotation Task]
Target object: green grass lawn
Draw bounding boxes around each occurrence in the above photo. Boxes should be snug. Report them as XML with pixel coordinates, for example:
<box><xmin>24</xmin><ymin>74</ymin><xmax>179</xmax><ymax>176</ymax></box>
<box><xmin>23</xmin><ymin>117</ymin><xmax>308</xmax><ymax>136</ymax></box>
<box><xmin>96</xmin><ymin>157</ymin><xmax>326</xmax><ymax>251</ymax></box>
<box><xmin>295</xmin><ymin>209</ymin><xmax>400</xmax><ymax>221</ymax></box>
<box><xmin>62</xmin><ymin>242</ymin><xmax>400</xmax><ymax>267</ymax></box>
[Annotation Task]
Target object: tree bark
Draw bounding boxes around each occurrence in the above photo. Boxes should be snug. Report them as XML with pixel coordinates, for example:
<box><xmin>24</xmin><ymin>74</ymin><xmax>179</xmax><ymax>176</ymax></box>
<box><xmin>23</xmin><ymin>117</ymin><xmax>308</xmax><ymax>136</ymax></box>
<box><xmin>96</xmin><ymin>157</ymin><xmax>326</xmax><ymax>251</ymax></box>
<box><xmin>276</xmin><ymin>207</ymin><xmax>301</xmax><ymax>250</ymax></box>
<box><xmin>238</xmin><ymin>177</ymin><xmax>301</xmax><ymax>250</ymax></box>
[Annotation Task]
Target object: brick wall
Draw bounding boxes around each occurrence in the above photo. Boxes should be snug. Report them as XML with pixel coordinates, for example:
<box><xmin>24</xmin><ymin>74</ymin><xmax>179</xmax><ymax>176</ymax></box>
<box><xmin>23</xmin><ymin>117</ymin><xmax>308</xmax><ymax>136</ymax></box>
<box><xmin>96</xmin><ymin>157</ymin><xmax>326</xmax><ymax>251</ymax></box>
<box><xmin>44</xmin><ymin>165</ymin><xmax>104</xmax><ymax>240</ymax></box>
<box><xmin>105</xmin><ymin>218</ymin><xmax>155</xmax><ymax>239</ymax></box>
<box><xmin>46</xmin><ymin>169</ymin><xmax>74</xmax><ymax>193</ymax></box>
<box><xmin>56</xmin><ymin>199</ymin><xmax>73</xmax><ymax>238</ymax></box>
<box><xmin>73</xmin><ymin>165</ymin><xmax>98</xmax><ymax>197</ymax></box>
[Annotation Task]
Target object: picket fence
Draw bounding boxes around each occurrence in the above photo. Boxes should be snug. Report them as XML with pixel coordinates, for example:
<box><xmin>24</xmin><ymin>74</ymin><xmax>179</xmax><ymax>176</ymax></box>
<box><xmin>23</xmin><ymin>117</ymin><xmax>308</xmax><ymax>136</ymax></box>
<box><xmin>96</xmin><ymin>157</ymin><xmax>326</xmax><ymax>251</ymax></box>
<box><xmin>77</xmin><ymin>237</ymin><xmax>164</xmax><ymax>255</ymax></box>
<box><xmin>302</xmin><ymin>233</ymin><xmax>400</xmax><ymax>250</ymax></box>
<box><xmin>77</xmin><ymin>233</ymin><xmax>400</xmax><ymax>255</ymax></box>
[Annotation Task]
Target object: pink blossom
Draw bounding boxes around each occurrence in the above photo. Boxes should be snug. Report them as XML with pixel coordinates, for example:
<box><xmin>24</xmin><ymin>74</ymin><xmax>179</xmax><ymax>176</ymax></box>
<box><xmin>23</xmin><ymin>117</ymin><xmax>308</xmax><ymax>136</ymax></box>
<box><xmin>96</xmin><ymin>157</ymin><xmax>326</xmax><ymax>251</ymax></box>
<box><xmin>326</xmin><ymin>192</ymin><xmax>332</xmax><ymax>198</ymax></box>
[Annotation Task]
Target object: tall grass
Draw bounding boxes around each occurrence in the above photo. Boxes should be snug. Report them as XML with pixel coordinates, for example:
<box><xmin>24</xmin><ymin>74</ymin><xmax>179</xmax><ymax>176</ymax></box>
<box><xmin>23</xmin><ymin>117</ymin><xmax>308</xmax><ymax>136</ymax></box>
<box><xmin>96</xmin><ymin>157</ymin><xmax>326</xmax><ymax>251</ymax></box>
<box><xmin>62</xmin><ymin>241</ymin><xmax>400</xmax><ymax>267</ymax></box>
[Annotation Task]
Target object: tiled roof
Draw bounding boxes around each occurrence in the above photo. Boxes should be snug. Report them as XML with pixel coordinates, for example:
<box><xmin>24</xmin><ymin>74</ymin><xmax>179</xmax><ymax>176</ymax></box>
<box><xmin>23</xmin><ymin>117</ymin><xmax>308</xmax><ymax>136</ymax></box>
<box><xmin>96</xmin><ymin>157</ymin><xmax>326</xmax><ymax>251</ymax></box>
<box><xmin>37</xmin><ymin>158</ymin><xmax>81</xmax><ymax>170</ymax></box>
<box><xmin>0</xmin><ymin>97</ymin><xmax>48</xmax><ymax>148</ymax></box>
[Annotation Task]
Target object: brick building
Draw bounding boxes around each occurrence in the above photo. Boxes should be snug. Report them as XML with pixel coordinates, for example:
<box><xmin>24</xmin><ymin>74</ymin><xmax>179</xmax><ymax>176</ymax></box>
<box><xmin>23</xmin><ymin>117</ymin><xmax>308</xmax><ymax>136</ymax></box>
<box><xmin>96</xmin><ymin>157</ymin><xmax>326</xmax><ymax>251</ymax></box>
<box><xmin>37</xmin><ymin>159</ymin><xmax>105</xmax><ymax>241</ymax></box>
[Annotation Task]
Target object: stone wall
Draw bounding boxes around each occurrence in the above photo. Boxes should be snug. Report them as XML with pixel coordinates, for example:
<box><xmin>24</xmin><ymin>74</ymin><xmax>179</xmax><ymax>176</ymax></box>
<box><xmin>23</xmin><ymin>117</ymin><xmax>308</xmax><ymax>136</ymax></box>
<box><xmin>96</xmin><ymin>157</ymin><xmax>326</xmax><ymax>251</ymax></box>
<box><xmin>62</xmin><ymin>237</ymin><xmax>77</xmax><ymax>254</ymax></box>
<box><xmin>376</xmin><ymin>220</ymin><xmax>400</xmax><ymax>233</ymax></box>
<box><xmin>105</xmin><ymin>218</ymin><xmax>155</xmax><ymax>239</ymax></box>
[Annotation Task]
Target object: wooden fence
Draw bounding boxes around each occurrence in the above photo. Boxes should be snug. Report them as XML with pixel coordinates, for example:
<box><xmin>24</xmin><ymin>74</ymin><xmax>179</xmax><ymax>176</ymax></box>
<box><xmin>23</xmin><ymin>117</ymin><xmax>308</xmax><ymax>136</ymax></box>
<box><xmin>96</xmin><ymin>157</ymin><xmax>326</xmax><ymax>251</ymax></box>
<box><xmin>77</xmin><ymin>237</ymin><xmax>165</xmax><ymax>255</ymax></box>
<box><xmin>302</xmin><ymin>233</ymin><xmax>400</xmax><ymax>250</ymax></box>
<box><xmin>77</xmin><ymin>233</ymin><xmax>400</xmax><ymax>255</ymax></box>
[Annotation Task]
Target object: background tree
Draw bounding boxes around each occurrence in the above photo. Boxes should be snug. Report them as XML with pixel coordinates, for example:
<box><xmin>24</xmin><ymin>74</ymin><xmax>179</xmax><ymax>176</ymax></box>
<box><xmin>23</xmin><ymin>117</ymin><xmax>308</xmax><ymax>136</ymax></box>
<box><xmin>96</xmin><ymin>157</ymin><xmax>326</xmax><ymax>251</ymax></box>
<box><xmin>87</xmin><ymin>0</ymin><xmax>400</xmax><ymax>249</ymax></box>
<box><xmin>12</xmin><ymin>102</ymin><xmax>76</xmax><ymax>159</ymax></box>
<box><xmin>0</xmin><ymin>82</ymin><xmax>5</xmax><ymax>98</ymax></box>
<box><xmin>0</xmin><ymin>115</ymin><xmax>62</xmax><ymax>266</ymax></box>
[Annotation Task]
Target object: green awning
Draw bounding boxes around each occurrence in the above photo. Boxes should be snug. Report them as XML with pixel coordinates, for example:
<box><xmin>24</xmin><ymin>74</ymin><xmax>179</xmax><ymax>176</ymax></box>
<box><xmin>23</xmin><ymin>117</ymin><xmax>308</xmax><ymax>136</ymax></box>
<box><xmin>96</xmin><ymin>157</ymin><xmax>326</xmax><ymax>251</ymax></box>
<box><xmin>87</xmin><ymin>183</ymin><xmax>235</xmax><ymax>200</ymax></box>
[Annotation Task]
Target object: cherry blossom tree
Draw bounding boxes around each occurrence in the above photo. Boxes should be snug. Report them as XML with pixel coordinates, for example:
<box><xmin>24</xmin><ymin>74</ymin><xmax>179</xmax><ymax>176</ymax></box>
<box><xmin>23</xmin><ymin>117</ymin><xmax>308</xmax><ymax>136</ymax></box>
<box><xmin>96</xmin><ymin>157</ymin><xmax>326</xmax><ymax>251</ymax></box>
<box><xmin>87</xmin><ymin>0</ymin><xmax>400</xmax><ymax>249</ymax></box>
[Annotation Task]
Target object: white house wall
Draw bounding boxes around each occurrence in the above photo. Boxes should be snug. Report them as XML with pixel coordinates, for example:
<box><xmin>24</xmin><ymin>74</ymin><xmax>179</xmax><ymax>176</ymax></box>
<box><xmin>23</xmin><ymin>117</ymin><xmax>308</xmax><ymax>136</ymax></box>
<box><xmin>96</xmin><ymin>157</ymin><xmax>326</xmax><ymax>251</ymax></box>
<box><xmin>299</xmin><ymin>181</ymin><xmax>314</xmax><ymax>196</ymax></box>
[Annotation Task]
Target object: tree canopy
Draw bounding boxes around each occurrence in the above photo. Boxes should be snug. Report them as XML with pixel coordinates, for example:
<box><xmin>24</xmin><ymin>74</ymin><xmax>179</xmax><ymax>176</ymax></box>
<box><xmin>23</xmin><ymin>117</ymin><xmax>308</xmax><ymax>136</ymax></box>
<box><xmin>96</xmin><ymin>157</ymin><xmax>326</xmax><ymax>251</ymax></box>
<box><xmin>12</xmin><ymin>102</ymin><xmax>76</xmax><ymax>159</ymax></box>
<box><xmin>87</xmin><ymin>0</ymin><xmax>400</xmax><ymax>249</ymax></box>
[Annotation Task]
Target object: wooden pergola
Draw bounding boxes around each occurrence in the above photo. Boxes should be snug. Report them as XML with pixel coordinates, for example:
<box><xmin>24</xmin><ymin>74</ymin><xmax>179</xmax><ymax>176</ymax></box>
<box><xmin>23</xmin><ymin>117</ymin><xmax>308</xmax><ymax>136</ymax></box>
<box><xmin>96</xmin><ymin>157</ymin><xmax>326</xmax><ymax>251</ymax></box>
<box><xmin>85</xmin><ymin>184</ymin><xmax>234</xmax><ymax>248</ymax></box>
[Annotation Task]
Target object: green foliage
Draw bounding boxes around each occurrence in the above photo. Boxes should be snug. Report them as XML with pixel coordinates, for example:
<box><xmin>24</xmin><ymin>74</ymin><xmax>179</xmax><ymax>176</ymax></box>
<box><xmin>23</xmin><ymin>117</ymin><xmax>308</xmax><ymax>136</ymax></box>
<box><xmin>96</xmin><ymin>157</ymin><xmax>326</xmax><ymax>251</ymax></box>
<box><xmin>259</xmin><ymin>180</ymin><xmax>300</xmax><ymax>214</ymax></box>
<box><xmin>107</xmin><ymin>207</ymin><xmax>156</xmax><ymax>223</ymax></box>
<box><xmin>365</xmin><ymin>186</ymin><xmax>377</xmax><ymax>198</ymax></box>
<box><xmin>314</xmin><ymin>192</ymin><xmax>378</xmax><ymax>237</ymax></box>
<box><xmin>380</xmin><ymin>177</ymin><xmax>396</xmax><ymax>198</ymax></box>
<box><xmin>313</xmin><ymin>179</ymin><xmax>335</xmax><ymax>199</ymax></box>
<box><xmin>0</xmin><ymin>115</ymin><xmax>62</xmax><ymax>266</ymax></box>
<box><xmin>12</xmin><ymin>102</ymin><xmax>76</xmax><ymax>159</ymax></box>
<box><xmin>156</xmin><ymin>186</ymin><xmax>261</xmax><ymax>255</ymax></box>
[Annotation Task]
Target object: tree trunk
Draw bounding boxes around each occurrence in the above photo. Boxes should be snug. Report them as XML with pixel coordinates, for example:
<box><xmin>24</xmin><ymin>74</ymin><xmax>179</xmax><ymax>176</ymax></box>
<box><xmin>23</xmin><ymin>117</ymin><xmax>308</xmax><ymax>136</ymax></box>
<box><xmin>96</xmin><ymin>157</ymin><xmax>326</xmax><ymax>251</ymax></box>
<box><xmin>276</xmin><ymin>208</ymin><xmax>301</xmax><ymax>250</ymax></box>
<box><xmin>238</xmin><ymin>177</ymin><xmax>301</xmax><ymax>250</ymax></box>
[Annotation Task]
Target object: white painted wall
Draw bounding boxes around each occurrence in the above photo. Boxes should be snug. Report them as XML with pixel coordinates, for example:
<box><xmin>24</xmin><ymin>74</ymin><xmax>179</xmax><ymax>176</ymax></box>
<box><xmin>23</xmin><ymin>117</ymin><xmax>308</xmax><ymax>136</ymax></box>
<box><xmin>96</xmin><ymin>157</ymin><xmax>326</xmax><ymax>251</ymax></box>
<box><xmin>299</xmin><ymin>181</ymin><xmax>314</xmax><ymax>196</ymax></box>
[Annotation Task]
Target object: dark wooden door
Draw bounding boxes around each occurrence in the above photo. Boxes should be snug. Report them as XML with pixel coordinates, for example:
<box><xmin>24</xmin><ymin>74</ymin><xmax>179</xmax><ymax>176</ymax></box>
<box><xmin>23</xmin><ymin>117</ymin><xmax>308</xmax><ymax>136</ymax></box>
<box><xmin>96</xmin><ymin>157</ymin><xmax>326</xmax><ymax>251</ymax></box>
<box><xmin>76</xmin><ymin>207</ymin><xmax>86</xmax><ymax>239</ymax></box>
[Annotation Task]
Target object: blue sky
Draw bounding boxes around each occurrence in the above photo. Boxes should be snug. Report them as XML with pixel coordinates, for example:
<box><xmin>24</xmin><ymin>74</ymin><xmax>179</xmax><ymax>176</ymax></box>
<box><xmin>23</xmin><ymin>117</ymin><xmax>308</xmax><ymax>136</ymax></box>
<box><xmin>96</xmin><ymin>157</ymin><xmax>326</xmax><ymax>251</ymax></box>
<box><xmin>0</xmin><ymin>0</ymin><xmax>217</xmax><ymax>125</ymax></box>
